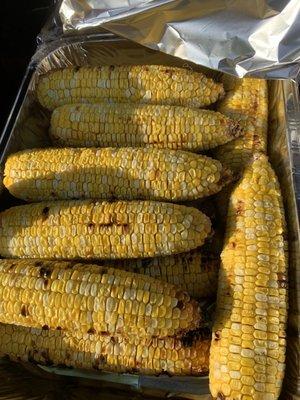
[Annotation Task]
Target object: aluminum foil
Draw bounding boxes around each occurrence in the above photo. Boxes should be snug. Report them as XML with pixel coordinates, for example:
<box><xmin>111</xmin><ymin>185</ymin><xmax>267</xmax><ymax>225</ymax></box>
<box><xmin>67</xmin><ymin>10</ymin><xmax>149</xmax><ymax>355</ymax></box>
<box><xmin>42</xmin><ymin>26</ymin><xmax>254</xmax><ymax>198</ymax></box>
<box><xmin>57</xmin><ymin>0</ymin><xmax>300</xmax><ymax>79</ymax></box>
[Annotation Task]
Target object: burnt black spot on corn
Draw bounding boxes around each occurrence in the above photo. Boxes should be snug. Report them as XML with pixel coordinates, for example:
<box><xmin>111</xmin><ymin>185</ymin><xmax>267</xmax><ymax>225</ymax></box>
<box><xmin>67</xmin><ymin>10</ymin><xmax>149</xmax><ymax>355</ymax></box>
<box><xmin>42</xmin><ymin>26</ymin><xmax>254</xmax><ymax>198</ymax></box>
<box><xmin>21</xmin><ymin>305</ymin><xmax>29</xmax><ymax>317</ymax></box>
<box><xmin>39</xmin><ymin>267</ymin><xmax>52</xmax><ymax>278</ymax></box>
<box><xmin>41</xmin><ymin>207</ymin><xmax>50</xmax><ymax>220</ymax></box>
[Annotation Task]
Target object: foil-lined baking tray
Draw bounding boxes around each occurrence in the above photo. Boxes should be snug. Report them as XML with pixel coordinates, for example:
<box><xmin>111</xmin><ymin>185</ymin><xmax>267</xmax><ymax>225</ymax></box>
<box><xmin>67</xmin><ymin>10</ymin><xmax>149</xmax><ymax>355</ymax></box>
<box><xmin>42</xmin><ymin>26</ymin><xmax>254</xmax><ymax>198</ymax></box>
<box><xmin>0</xmin><ymin>35</ymin><xmax>299</xmax><ymax>399</ymax></box>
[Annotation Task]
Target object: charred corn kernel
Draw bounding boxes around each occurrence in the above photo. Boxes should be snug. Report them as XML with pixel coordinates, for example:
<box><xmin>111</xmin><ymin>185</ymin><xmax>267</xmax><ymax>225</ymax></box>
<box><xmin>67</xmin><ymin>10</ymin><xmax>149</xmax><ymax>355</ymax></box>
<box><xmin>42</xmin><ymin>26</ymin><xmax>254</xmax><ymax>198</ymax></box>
<box><xmin>103</xmin><ymin>250</ymin><xmax>218</xmax><ymax>299</ymax></box>
<box><xmin>213</xmin><ymin>76</ymin><xmax>268</xmax><ymax>174</ymax></box>
<box><xmin>0</xmin><ymin>200</ymin><xmax>211</xmax><ymax>259</ymax></box>
<box><xmin>0</xmin><ymin>323</ymin><xmax>210</xmax><ymax>376</ymax></box>
<box><xmin>0</xmin><ymin>259</ymin><xmax>202</xmax><ymax>338</ymax></box>
<box><xmin>209</xmin><ymin>153</ymin><xmax>288</xmax><ymax>400</ymax></box>
<box><xmin>50</xmin><ymin>103</ymin><xmax>241</xmax><ymax>151</ymax></box>
<box><xmin>4</xmin><ymin>148</ymin><xmax>232</xmax><ymax>202</ymax></box>
<box><xmin>37</xmin><ymin>66</ymin><xmax>225</xmax><ymax>110</ymax></box>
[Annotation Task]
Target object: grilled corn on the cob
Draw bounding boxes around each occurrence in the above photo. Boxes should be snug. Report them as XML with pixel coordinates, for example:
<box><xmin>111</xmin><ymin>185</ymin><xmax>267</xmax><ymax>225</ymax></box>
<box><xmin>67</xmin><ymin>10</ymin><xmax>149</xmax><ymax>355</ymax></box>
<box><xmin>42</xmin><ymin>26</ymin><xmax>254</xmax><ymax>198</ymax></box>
<box><xmin>213</xmin><ymin>76</ymin><xmax>268</xmax><ymax>173</ymax></box>
<box><xmin>0</xmin><ymin>259</ymin><xmax>202</xmax><ymax>338</ymax></box>
<box><xmin>4</xmin><ymin>148</ymin><xmax>232</xmax><ymax>202</ymax></box>
<box><xmin>104</xmin><ymin>250</ymin><xmax>218</xmax><ymax>299</ymax></box>
<box><xmin>0</xmin><ymin>200</ymin><xmax>211</xmax><ymax>259</ymax></box>
<box><xmin>0</xmin><ymin>323</ymin><xmax>210</xmax><ymax>376</ymax></box>
<box><xmin>209</xmin><ymin>153</ymin><xmax>288</xmax><ymax>400</ymax></box>
<box><xmin>50</xmin><ymin>103</ymin><xmax>241</xmax><ymax>151</ymax></box>
<box><xmin>37</xmin><ymin>66</ymin><xmax>224</xmax><ymax>111</ymax></box>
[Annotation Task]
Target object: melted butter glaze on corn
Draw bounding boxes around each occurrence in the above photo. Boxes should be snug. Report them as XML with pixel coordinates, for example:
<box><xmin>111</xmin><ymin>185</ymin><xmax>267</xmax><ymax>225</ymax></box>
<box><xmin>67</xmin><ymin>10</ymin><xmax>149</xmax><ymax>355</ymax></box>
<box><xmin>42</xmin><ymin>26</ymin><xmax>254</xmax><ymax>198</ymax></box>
<box><xmin>209</xmin><ymin>154</ymin><xmax>288</xmax><ymax>400</ymax></box>
<box><xmin>213</xmin><ymin>76</ymin><xmax>268</xmax><ymax>174</ymax></box>
<box><xmin>103</xmin><ymin>250</ymin><xmax>218</xmax><ymax>299</ymax></box>
<box><xmin>50</xmin><ymin>103</ymin><xmax>241</xmax><ymax>151</ymax></box>
<box><xmin>0</xmin><ymin>200</ymin><xmax>211</xmax><ymax>259</ymax></box>
<box><xmin>0</xmin><ymin>323</ymin><xmax>210</xmax><ymax>376</ymax></box>
<box><xmin>4</xmin><ymin>148</ymin><xmax>232</xmax><ymax>202</ymax></box>
<box><xmin>0</xmin><ymin>259</ymin><xmax>202</xmax><ymax>338</ymax></box>
<box><xmin>36</xmin><ymin>66</ymin><xmax>225</xmax><ymax>110</ymax></box>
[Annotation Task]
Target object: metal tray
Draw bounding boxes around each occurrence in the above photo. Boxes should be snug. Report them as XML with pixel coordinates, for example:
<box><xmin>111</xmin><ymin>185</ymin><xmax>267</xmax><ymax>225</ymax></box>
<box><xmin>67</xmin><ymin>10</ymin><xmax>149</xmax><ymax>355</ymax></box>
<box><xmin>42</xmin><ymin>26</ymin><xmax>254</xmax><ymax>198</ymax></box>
<box><xmin>0</xmin><ymin>35</ymin><xmax>299</xmax><ymax>399</ymax></box>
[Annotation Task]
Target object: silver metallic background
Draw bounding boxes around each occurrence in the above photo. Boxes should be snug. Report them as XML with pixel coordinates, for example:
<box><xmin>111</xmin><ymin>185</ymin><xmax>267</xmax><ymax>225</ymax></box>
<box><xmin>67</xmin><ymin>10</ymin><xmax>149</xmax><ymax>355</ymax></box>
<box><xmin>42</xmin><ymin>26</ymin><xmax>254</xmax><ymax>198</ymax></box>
<box><xmin>58</xmin><ymin>0</ymin><xmax>300</xmax><ymax>79</ymax></box>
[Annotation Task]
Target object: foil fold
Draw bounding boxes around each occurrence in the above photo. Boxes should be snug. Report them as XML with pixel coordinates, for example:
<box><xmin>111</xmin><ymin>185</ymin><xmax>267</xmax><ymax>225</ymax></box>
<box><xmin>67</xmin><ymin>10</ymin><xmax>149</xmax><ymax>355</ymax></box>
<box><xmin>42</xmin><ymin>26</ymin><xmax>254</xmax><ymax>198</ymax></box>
<box><xmin>58</xmin><ymin>0</ymin><xmax>300</xmax><ymax>79</ymax></box>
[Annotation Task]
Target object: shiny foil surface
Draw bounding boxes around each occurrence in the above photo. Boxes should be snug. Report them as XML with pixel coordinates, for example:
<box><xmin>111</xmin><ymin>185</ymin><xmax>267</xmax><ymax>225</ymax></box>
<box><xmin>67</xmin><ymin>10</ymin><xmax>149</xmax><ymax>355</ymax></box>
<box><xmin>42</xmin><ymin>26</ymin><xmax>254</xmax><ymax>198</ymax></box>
<box><xmin>58</xmin><ymin>0</ymin><xmax>300</xmax><ymax>78</ymax></box>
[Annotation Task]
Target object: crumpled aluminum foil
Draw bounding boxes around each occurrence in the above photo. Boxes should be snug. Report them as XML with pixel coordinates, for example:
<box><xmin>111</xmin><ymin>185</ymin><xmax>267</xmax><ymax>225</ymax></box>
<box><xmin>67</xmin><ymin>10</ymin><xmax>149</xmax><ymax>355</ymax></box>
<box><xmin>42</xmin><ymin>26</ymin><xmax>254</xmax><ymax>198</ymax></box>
<box><xmin>58</xmin><ymin>0</ymin><xmax>300</xmax><ymax>79</ymax></box>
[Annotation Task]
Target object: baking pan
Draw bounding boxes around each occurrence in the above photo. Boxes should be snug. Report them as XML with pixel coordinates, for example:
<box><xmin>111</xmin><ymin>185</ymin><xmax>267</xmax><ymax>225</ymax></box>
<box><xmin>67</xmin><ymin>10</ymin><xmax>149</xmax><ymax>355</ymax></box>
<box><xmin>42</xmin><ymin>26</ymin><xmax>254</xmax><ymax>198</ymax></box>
<box><xmin>0</xmin><ymin>35</ymin><xmax>299</xmax><ymax>399</ymax></box>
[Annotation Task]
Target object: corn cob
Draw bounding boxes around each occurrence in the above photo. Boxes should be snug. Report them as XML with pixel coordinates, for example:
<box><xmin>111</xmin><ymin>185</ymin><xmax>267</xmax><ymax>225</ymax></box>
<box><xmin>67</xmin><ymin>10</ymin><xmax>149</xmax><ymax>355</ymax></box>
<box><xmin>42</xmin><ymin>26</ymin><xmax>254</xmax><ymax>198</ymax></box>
<box><xmin>0</xmin><ymin>323</ymin><xmax>210</xmax><ymax>376</ymax></box>
<box><xmin>50</xmin><ymin>103</ymin><xmax>241</xmax><ymax>151</ymax></box>
<box><xmin>4</xmin><ymin>148</ymin><xmax>232</xmax><ymax>202</ymax></box>
<box><xmin>0</xmin><ymin>200</ymin><xmax>211</xmax><ymax>259</ymax></box>
<box><xmin>102</xmin><ymin>250</ymin><xmax>218</xmax><ymax>299</ymax></box>
<box><xmin>213</xmin><ymin>76</ymin><xmax>268</xmax><ymax>174</ymax></box>
<box><xmin>209</xmin><ymin>153</ymin><xmax>288</xmax><ymax>400</ymax></box>
<box><xmin>0</xmin><ymin>259</ymin><xmax>202</xmax><ymax>338</ymax></box>
<box><xmin>36</xmin><ymin>66</ymin><xmax>225</xmax><ymax>111</ymax></box>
